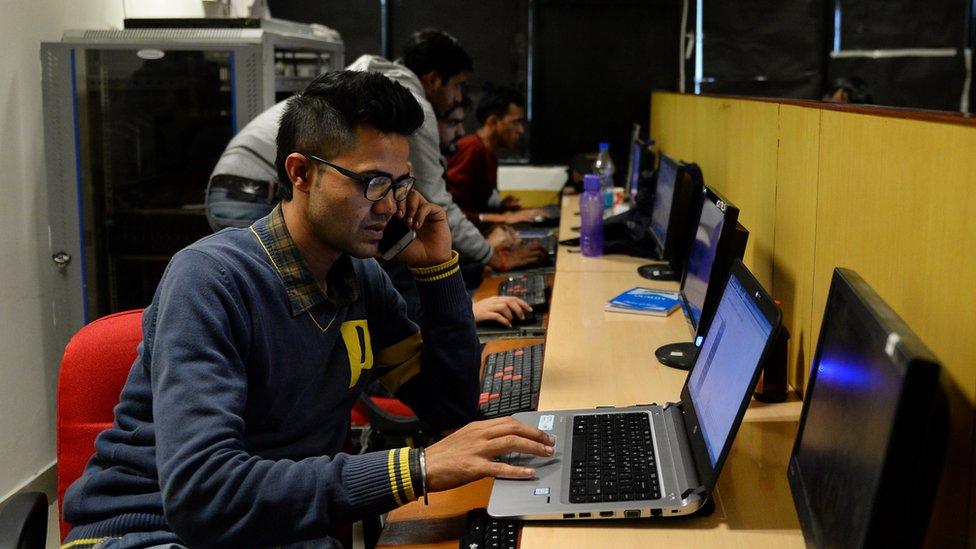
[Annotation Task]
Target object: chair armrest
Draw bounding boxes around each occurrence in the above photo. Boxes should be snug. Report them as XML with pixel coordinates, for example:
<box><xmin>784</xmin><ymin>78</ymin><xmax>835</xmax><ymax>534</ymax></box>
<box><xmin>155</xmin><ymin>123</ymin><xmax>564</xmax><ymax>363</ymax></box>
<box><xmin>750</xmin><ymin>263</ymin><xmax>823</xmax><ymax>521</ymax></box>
<box><xmin>0</xmin><ymin>492</ymin><xmax>48</xmax><ymax>549</ymax></box>
<box><xmin>358</xmin><ymin>394</ymin><xmax>429</xmax><ymax>435</ymax></box>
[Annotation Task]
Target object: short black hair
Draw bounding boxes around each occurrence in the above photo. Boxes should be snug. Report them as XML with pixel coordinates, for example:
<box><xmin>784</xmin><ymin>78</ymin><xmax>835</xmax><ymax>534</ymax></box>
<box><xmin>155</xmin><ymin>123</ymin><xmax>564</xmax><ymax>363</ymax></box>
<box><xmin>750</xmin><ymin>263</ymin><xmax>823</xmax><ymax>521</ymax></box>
<box><xmin>274</xmin><ymin>70</ymin><xmax>424</xmax><ymax>200</ymax></box>
<box><xmin>401</xmin><ymin>29</ymin><xmax>473</xmax><ymax>83</ymax></box>
<box><xmin>475</xmin><ymin>86</ymin><xmax>525</xmax><ymax>125</ymax></box>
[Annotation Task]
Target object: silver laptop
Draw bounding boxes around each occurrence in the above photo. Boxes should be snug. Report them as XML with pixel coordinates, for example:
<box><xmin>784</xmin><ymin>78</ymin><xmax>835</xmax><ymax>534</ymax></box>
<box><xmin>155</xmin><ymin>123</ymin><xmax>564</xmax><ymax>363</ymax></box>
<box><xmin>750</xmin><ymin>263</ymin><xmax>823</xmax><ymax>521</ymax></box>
<box><xmin>488</xmin><ymin>260</ymin><xmax>782</xmax><ymax>520</ymax></box>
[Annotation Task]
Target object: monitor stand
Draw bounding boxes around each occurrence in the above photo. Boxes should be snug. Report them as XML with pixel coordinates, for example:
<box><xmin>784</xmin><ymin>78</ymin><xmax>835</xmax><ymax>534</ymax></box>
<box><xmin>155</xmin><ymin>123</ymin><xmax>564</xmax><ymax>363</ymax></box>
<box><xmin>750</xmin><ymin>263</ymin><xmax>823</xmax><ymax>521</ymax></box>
<box><xmin>638</xmin><ymin>263</ymin><xmax>679</xmax><ymax>281</ymax></box>
<box><xmin>655</xmin><ymin>342</ymin><xmax>697</xmax><ymax>370</ymax></box>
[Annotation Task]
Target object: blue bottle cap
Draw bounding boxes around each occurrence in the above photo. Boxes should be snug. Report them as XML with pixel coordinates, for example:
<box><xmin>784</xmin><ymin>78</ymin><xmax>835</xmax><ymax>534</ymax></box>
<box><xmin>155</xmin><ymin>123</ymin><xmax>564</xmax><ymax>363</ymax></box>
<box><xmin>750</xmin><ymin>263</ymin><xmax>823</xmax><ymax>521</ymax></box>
<box><xmin>598</xmin><ymin>142</ymin><xmax>609</xmax><ymax>152</ymax></box>
<box><xmin>583</xmin><ymin>173</ymin><xmax>601</xmax><ymax>191</ymax></box>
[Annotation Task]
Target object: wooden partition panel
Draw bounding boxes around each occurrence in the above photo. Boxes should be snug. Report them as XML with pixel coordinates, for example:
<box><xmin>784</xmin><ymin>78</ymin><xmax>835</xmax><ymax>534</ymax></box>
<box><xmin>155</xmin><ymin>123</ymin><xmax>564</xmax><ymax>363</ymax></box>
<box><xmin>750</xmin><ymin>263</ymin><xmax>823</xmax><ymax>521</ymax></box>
<box><xmin>813</xmin><ymin>111</ymin><xmax>976</xmax><ymax>403</ymax></box>
<box><xmin>720</xmin><ymin>100</ymin><xmax>778</xmax><ymax>289</ymax></box>
<box><xmin>772</xmin><ymin>105</ymin><xmax>821</xmax><ymax>393</ymax></box>
<box><xmin>651</xmin><ymin>91</ymin><xmax>976</xmax><ymax>546</ymax></box>
<box><xmin>815</xmin><ymin>111</ymin><xmax>976</xmax><ymax>546</ymax></box>
<box><xmin>670</xmin><ymin>93</ymin><xmax>697</xmax><ymax>159</ymax></box>
<box><xmin>650</xmin><ymin>92</ymin><xmax>677</xmax><ymax>156</ymax></box>
<box><xmin>691</xmin><ymin>95</ymin><xmax>731</xmax><ymax>189</ymax></box>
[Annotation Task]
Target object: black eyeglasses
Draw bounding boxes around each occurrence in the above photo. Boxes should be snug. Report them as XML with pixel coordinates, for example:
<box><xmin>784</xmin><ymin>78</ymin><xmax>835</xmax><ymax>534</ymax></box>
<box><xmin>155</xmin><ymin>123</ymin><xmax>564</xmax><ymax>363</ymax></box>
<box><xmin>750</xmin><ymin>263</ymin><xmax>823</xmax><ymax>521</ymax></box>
<box><xmin>304</xmin><ymin>154</ymin><xmax>416</xmax><ymax>202</ymax></box>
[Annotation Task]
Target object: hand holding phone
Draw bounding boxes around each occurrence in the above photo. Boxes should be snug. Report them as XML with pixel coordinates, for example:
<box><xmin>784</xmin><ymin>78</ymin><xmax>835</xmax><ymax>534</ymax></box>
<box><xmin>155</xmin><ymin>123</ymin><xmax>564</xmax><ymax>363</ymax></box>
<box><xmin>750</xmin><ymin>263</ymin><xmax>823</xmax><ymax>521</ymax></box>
<box><xmin>377</xmin><ymin>189</ymin><xmax>452</xmax><ymax>267</ymax></box>
<box><xmin>377</xmin><ymin>215</ymin><xmax>416</xmax><ymax>261</ymax></box>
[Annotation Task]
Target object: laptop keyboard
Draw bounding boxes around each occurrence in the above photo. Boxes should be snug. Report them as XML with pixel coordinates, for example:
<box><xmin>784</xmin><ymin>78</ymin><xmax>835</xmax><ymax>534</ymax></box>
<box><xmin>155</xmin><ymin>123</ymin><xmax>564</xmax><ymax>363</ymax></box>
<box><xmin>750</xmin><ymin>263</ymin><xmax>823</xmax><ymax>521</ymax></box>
<box><xmin>479</xmin><ymin>344</ymin><xmax>544</xmax><ymax>418</ymax></box>
<box><xmin>569</xmin><ymin>413</ymin><xmax>662</xmax><ymax>503</ymax></box>
<box><xmin>498</xmin><ymin>274</ymin><xmax>548</xmax><ymax>309</ymax></box>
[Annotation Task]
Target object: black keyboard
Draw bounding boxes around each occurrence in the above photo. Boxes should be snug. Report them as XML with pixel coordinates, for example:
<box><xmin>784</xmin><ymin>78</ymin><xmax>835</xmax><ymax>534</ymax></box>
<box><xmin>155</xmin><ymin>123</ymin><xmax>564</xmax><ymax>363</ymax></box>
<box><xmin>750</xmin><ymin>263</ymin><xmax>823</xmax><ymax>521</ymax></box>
<box><xmin>498</xmin><ymin>274</ymin><xmax>548</xmax><ymax>309</ymax></box>
<box><xmin>569</xmin><ymin>413</ymin><xmax>662</xmax><ymax>503</ymax></box>
<box><xmin>479</xmin><ymin>344</ymin><xmax>544</xmax><ymax>418</ymax></box>
<box><xmin>459</xmin><ymin>508</ymin><xmax>520</xmax><ymax>549</ymax></box>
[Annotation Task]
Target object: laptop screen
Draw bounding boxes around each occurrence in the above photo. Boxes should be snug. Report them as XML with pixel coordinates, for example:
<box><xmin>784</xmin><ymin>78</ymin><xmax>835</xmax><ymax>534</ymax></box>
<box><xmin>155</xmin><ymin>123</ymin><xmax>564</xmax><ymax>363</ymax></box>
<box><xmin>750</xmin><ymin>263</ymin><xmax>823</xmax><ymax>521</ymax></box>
<box><xmin>687</xmin><ymin>272</ymin><xmax>773</xmax><ymax>465</ymax></box>
<box><xmin>681</xmin><ymin>195</ymin><xmax>726</xmax><ymax>329</ymax></box>
<box><xmin>650</xmin><ymin>156</ymin><xmax>678</xmax><ymax>249</ymax></box>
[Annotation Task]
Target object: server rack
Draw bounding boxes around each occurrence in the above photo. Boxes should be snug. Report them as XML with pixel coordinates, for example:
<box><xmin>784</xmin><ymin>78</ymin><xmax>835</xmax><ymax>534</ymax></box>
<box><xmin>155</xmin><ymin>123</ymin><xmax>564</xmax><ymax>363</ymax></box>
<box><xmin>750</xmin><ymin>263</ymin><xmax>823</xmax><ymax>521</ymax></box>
<box><xmin>42</xmin><ymin>19</ymin><xmax>343</xmax><ymax>335</ymax></box>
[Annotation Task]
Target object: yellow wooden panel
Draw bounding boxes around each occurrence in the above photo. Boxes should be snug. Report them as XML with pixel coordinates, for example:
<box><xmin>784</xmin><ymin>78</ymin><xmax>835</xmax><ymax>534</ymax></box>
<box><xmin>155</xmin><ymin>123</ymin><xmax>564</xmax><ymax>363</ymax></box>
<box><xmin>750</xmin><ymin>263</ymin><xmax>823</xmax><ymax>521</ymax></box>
<box><xmin>720</xmin><ymin>100</ymin><xmax>779</xmax><ymax>290</ymax></box>
<box><xmin>772</xmin><ymin>105</ymin><xmax>821</xmax><ymax>393</ymax></box>
<box><xmin>650</xmin><ymin>92</ymin><xmax>677</xmax><ymax>157</ymax></box>
<box><xmin>814</xmin><ymin>111</ymin><xmax>976</xmax><ymax>402</ymax></box>
<box><xmin>691</xmin><ymin>95</ymin><xmax>732</xmax><ymax>191</ymax></box>
<box><xmin>815</xmin><ymin>110</ymin><xmax>976</xmax><ymax>545</ymax></box>
<box><xmin>670</xmin><ymin>93</ymin><xmax>698</xmax><ymax>160</ymax></box>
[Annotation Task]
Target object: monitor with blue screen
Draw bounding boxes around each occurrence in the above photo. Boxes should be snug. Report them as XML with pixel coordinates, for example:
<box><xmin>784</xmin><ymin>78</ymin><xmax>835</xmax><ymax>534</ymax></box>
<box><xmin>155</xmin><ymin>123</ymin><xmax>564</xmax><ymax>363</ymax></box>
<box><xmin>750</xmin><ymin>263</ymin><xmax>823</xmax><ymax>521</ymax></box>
<box><xmin>788</xmin><ymin>268</ymin><xmax>947</xmax><ymax>548</ymax></box>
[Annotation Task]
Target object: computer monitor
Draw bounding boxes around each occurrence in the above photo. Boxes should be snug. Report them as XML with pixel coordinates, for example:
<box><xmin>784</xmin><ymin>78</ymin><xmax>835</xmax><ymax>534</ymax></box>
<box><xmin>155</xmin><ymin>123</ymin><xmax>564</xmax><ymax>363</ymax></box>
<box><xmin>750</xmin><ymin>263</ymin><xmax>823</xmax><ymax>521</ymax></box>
<box><xmin>655</xmin><ymin>186</ymin><xmax>747</xmax><ymax>370</ymax></box>
<box><xmin>788</xmin><ymin>268</ymin><xmax>947</xmax><ymax>548</ymax></box>
<box><xmin>626</xmin><ymin>124</ymin><xmax>643</xmax><ymax>204</ymax></box>
<box><xmin>679</xmin><ymin>186</ymin><xmax>743</xmax><ymax>333</ymax></box>
<box><xmin>649</xmin><ymin>155</ymin><xmax>678</xmax><ymax>249</ymax></box>
<box><xmin>648</xmin><ymin>154</ymin><xmax>699</xmax><ymax>266</ymax></box>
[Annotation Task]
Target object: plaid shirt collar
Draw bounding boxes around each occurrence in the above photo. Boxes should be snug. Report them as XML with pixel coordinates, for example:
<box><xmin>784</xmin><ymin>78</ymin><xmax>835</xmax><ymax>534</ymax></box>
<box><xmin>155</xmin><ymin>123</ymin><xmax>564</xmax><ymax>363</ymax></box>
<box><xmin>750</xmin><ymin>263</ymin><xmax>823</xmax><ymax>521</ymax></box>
<box><xmin>251</xmin><ymin>204</ymin><xmax>360</xmax><ymax>316</ymax></box>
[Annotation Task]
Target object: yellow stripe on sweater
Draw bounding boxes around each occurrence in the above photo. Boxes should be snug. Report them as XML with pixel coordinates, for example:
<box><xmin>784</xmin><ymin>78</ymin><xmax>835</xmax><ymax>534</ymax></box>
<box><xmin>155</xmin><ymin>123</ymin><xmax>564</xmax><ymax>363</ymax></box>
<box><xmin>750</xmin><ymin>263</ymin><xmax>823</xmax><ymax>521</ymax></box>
<box><xmin>413</xmin><ymin>265</ymin><xmax>460</xmax><ymax>283</ymax></box>
<box><xmin>387</xmin><ymin>449</ymin><xmax>403</xmax><ymax>506</ymax></box>
<box><xmin>398</xmin><ymin>448</ymin><xmax>415</xmax><ymax>501</ymax></box>
<box><xmin>61</xmin><ymin>539</ymin><xmax>106</xmax><ymax>549</ymax></box>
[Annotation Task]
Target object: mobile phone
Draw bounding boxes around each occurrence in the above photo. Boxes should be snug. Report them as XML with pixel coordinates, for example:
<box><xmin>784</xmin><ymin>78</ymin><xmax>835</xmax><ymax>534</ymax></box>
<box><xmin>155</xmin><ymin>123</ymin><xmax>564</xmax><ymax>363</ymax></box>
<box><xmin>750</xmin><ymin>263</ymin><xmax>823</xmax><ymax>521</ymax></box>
<box><xmin>378</xmin><ymin>215</ymin><xmax>416</xmax><ymax>261</ymax></box>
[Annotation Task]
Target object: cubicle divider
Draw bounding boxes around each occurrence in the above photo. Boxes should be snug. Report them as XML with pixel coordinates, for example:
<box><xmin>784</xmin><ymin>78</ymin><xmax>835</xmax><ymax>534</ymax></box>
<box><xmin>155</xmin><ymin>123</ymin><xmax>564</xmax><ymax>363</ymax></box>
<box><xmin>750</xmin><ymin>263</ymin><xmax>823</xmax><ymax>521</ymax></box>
<box><xmin>651</xmin><ymin>91</ymin><xmax>976</xmax><ymax>546</ymax></box>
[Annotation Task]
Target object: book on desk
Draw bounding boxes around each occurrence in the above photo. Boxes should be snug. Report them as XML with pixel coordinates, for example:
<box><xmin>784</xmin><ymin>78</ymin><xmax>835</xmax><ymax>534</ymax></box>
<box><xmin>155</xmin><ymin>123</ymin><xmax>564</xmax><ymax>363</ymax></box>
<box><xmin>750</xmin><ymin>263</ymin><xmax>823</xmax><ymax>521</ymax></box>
<box><xmin>604</xmin><ymin>287</ymin><xmax>680</xmax><ymax>316</ymax></box>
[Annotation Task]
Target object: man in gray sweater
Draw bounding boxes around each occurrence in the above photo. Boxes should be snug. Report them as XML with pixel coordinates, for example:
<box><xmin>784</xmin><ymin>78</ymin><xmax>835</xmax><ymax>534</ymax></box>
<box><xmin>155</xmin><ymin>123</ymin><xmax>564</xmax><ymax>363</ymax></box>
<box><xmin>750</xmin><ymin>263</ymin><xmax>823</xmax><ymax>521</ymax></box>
<box><xmin>207</xmin><ymin>29</ymin><xmax>543</xmax><ymax>273</ymax></box>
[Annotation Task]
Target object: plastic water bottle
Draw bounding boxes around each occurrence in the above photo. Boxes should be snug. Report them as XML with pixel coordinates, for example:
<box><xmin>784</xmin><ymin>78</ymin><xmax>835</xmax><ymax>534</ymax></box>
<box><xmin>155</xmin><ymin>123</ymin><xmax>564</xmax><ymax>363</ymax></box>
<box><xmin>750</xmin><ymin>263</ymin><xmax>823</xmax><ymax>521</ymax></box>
<box><xmin>579</xmin><ymin>174</ymin><xmax>604</xmax><ymax>257</ymax></box>
<box><xmin>593</xmin><ymin>142</ymin><xmax>615</xmax><ymax>212</ymax></box>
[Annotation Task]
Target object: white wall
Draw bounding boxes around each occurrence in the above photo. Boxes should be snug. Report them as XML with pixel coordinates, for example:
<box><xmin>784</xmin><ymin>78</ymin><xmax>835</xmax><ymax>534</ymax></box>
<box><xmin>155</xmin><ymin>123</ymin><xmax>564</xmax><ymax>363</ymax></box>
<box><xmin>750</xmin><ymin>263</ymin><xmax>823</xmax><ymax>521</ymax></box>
<box><xmin>0</xmin><ymin>1</ymin><xmax>124</xmax><ymax>500</ymax></box>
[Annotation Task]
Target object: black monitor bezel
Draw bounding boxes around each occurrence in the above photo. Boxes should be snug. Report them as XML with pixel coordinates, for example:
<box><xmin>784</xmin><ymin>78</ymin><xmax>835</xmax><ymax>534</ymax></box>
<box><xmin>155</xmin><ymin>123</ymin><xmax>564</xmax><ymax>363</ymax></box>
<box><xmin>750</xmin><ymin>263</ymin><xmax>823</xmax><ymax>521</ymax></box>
<box><xmin>679</xmin><ymin>259</ymin><xmax>782</xmax><ymax>493</ymax></box>
<box><xmin>787</xmin><ymin>267</ymin><xmax>944</xmax><ymax>548</ymax></box>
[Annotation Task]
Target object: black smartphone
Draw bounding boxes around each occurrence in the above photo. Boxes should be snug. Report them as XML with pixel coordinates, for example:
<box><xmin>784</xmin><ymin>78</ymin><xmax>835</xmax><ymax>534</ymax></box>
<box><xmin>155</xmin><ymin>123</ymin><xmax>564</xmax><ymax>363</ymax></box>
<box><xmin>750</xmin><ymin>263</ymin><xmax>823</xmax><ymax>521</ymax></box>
<box><xmin>558</xmin><ymin>237</ymin><xmax>580</xmax><ymax>247</ymax></box>
<box><xmin>378</xmin><ymin>215</ymin><xmax>416</xmax><ymax>260</ymax></box>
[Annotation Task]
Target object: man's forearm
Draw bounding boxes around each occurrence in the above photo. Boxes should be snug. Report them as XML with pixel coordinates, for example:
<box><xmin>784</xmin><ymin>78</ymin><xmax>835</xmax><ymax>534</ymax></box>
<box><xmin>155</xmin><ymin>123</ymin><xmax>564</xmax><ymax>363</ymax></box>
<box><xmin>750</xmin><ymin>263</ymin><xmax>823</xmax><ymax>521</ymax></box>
<box><xmin>396</xmin><ymin>252</ymin><xmax>480</xmax><ymax>428</ymax></box>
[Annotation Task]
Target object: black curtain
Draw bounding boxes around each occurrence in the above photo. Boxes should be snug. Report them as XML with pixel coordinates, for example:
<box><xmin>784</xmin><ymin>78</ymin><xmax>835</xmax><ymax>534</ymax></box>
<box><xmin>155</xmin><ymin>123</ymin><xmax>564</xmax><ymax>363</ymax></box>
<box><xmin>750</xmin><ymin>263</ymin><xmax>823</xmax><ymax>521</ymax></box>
<box><xmin>698</xmin><ymin>0</ymin><xmax>826</xmax><ymax>99</ymax></box>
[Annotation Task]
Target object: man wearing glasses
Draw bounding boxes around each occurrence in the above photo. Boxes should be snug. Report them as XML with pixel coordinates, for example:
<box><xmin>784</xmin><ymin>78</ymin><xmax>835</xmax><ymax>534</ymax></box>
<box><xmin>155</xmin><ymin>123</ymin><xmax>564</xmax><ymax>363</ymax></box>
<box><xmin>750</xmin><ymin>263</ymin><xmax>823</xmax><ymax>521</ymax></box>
<box><xmin>61</xmin><ymin>71</ymin><xmax>554</xmax><ymax>548</ymax></box>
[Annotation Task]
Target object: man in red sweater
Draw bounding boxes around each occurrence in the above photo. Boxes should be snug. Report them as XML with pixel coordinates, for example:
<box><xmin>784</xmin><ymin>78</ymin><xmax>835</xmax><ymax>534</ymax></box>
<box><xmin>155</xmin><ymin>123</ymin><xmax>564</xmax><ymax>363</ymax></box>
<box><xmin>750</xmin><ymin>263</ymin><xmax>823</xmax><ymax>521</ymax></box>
<box><xmin>446</xmin><ymin>87</ymin><xmax>546</xmax><ymax>226</ymax></box>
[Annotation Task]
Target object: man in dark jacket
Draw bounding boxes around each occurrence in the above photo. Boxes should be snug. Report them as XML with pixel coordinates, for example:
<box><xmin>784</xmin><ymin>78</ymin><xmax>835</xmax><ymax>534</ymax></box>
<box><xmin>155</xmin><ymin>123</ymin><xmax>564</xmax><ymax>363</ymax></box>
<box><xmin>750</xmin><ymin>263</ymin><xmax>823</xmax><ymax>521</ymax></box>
<box><xmin>61</xmin><ymin>71</ymin><xmax>553</xmax><ymax>549</ymax></box>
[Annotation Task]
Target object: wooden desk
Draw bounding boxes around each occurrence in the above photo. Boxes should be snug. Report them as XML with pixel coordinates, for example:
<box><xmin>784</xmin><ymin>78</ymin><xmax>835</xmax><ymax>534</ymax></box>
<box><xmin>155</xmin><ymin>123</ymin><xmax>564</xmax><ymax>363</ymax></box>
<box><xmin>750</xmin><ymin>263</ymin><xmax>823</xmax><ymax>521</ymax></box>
<box><xmin>378</xmin><ymin>204</ymin><xmax>805</xmax><ymax>549</ymax></box>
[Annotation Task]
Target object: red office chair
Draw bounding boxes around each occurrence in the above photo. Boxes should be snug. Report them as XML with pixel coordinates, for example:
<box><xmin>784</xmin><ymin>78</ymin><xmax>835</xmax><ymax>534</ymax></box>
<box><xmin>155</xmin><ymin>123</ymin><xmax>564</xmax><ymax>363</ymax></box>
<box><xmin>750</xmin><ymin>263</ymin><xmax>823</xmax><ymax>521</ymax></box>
<box><xmin>350</xmin><ymin>393</ymin><xmax>432</xmax><ymax>453</ymax></box>
<box><xmin>56</xmin><ymin>309</ymin><xmax>144</xmax><ymax>540</ymax></box>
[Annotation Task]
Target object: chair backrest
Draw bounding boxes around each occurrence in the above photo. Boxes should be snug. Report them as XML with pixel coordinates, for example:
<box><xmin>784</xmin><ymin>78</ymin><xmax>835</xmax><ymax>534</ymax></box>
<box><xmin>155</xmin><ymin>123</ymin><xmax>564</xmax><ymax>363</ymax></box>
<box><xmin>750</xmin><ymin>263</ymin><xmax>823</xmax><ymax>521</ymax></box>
<box><xmin>56</xmin><ymin>309</ymin><xmax>143</xmax><ymax>540</ymax></box>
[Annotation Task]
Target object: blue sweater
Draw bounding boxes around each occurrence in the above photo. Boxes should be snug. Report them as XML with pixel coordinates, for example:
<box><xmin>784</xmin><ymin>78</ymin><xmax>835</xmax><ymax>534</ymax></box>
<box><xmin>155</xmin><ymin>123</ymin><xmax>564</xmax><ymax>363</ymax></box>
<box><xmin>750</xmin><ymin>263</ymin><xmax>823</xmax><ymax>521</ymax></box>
<box><xmin>62</xmin><ymin>208</ymin><xmax>479</xmax><ymax>547</ymax></box>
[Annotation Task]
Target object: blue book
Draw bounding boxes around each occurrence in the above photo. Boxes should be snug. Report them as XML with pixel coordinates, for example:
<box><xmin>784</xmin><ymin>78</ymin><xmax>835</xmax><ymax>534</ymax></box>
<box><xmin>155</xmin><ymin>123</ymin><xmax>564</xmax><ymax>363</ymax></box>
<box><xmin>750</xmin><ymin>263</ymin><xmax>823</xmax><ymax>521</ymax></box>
<box><xmin>605</xmin><ymin>287</ymin><xmax>681</xmax><ymax>317</ymax></box>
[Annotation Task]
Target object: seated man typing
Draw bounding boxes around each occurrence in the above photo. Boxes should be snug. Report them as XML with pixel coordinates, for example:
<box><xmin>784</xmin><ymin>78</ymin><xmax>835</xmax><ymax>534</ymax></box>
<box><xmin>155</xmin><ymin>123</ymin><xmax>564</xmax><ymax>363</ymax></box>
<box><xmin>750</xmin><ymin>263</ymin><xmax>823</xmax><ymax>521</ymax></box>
<box><xmin>61</xmin><ymin>71</ymin><xmax>554</xmax><ymax>549</ymax></box>
<box><xmin>447</xmin><ymin>86</ymin><xmax>547</xmax><ymax>226</ymax></box>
